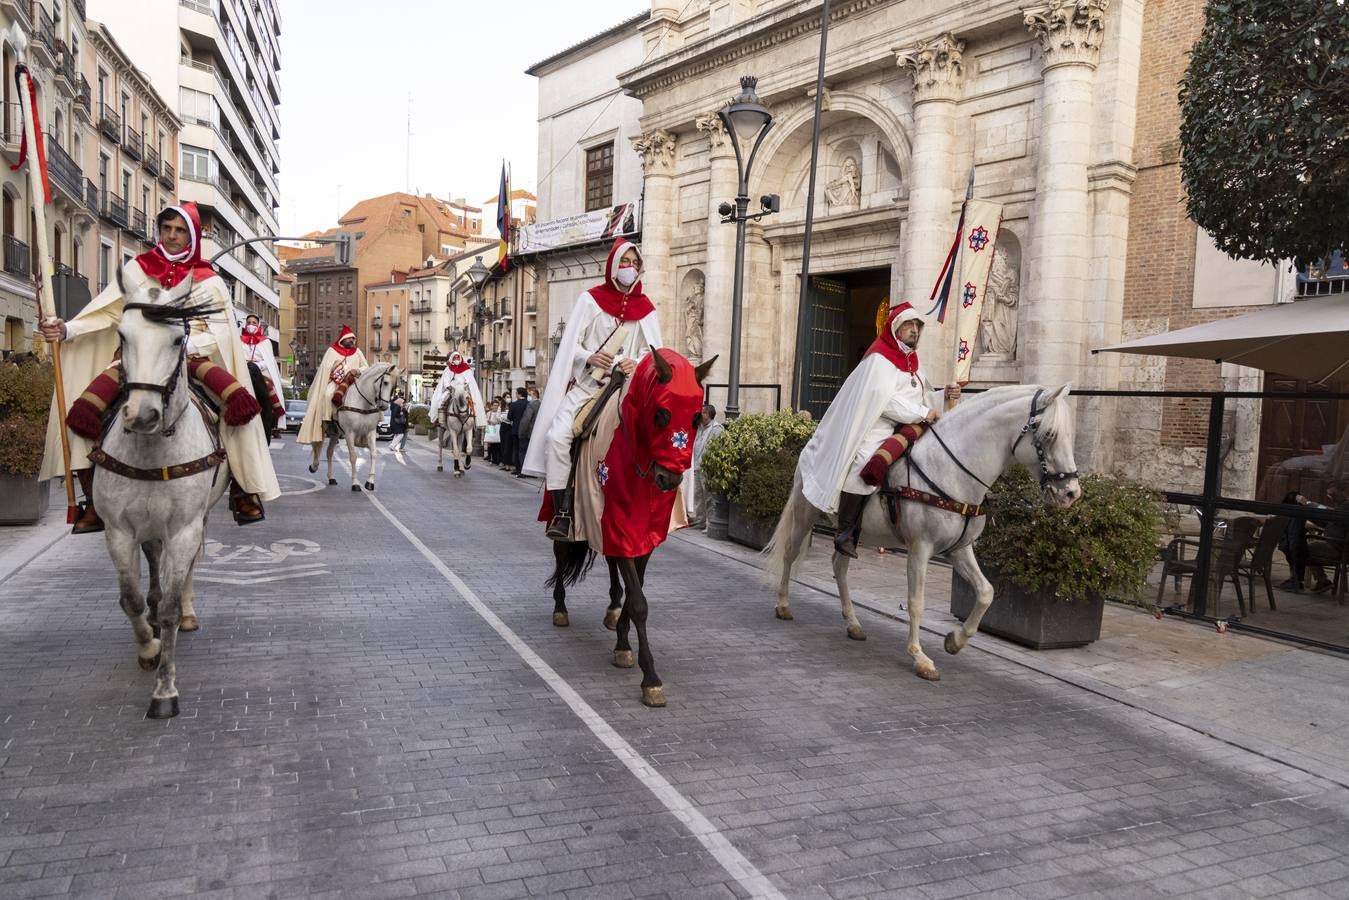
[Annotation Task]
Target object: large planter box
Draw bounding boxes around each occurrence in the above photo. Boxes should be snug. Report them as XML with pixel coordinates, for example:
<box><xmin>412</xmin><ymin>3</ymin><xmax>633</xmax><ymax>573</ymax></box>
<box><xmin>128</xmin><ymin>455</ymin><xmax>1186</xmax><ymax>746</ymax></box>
<box><xmin>950</xmin><ymin>566</ymin><xmax>1105</xmax><ymax>650</ymax></box>
<box><xmin>728</xmin><ymin>503</ymin><xmax>775</xmax><ymax>551</ymax></box>
<box><xmin>0</xmin><ymin>475</ymin><xmax>51</xmax><ymax>526</ymax></box>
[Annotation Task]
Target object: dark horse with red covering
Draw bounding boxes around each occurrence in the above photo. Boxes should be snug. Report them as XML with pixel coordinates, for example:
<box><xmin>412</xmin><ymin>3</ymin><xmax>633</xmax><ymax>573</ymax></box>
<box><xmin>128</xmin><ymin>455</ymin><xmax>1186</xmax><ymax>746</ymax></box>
<box><xmin>542</xmin><ymin>347</ymin><xmax>714</xmax><ymax>707</ymax></box>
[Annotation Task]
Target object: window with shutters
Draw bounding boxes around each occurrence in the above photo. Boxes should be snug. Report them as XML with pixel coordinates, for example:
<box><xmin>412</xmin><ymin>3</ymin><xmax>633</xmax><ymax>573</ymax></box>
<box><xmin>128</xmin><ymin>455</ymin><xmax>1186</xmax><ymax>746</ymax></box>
<box><xmin>584</xmin><ymin>143</ymin><xmax>614</xmax><ymax>212</ymax></box>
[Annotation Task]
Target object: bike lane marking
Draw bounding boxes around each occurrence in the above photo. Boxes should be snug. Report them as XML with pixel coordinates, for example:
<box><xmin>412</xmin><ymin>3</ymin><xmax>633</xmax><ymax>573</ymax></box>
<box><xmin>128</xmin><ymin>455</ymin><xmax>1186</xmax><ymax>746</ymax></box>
<box><xmin>356</xmin><ymin>483</ymin><xmax>786</xmax><ymax>900</ymax></box>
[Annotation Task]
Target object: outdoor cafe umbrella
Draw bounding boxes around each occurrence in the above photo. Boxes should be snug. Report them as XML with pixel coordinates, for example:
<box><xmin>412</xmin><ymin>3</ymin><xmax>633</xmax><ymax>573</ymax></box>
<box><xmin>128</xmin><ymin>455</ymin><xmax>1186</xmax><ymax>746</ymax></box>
<box><xmin>1094</xmin><ymin>293</ymin><xmax>1349</xmax><ymax>384</ymax></box>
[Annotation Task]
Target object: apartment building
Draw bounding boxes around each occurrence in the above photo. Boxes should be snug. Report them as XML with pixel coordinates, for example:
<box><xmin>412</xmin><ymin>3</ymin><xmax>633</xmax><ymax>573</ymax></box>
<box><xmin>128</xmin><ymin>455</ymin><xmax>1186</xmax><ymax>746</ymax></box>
<box><xmin>91</xmin><ymin>0</ymin><xmax>282</xmax><ymax>332</ymax></box>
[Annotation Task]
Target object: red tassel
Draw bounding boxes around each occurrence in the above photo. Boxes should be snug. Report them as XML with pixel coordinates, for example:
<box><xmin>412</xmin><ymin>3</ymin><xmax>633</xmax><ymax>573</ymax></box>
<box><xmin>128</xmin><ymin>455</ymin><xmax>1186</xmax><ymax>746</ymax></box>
<box><xmin>223</xmin><ymin>388</ymin><xmax>261</xmax><ymax>426</ymax></box>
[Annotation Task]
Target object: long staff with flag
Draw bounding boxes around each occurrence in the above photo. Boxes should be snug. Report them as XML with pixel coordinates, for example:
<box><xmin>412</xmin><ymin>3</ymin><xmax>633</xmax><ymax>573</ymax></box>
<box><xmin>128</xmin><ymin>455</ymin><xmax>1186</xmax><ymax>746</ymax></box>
<box><xmin>8</xmin><ymin>25</ymin><xmax>75</xmax><ymax>521</ymax></box>
<box><xmin>925</xmin><ymin>167</ymin><xmax>1003</xmax><ymax>409</ymax></box>
<box><xmin>496</xmin><ymin>160</ymin><xmax>511</xmax><ymax>272</ymax></box>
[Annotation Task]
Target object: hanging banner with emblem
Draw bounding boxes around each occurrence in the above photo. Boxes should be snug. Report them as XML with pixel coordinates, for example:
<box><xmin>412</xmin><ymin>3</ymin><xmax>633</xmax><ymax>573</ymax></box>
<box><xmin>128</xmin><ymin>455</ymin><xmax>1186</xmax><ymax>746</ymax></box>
<box><xmin>926</xmin><ymin>194</ymin><xmax>1003</xmax><ymax>386</ymax></box>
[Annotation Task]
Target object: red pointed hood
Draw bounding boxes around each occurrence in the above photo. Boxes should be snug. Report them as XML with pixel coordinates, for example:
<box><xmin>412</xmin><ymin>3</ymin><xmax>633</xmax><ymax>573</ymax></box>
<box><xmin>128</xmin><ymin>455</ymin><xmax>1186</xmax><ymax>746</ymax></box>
<box><xmin>134</xmin><ymin>201</ymin><xmax>217</xmax><ymax>289</ymax></box>
<box><xmin>331</xmin><ymin>324</ymin><xmax>358</xmax><ymax>357</ymax></box>
<box><xmin>446</xmin><ymin>351</ymin><xmax>470</xmax><ymax>374</ymax></box>
<box><xmin>239</xmin><ymin>315</ymin><xmax>266</xmax><ymax>346</ymax></box>
<box><xmin>587</xmin><ymin>238</ymin><xmax>654</xmax><ymax>321</ymax></box>
<box><xmin>865</xmin><ymin>303</ymin><xmax>925</xmax><ymax>373</ymax></box>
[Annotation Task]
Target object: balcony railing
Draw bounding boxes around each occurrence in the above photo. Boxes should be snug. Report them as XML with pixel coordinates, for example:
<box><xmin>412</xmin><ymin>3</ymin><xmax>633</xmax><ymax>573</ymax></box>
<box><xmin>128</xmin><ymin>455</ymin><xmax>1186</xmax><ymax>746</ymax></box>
<box><xmin>100</xmin><ymin>190</ymin><xmax>128</xmax><ymax>227</ymax></box>
<box><xmin>409</xmin><ymin>300</ymin><xmax>432</xmax><ymax>314</ymax></box>
<box><xmin>130</xmin><ymin>208</ymin><xmax>147</xmax><ymax>239</ymax></box>
<box><xmin>44</xmin><ymin>134</ymin><xmax>83</xmax><ymax>202</ymax></box>
<box><xmin>74</xmin><ymin>76</ymin><xmax>91</xmax><ymax>116</ymax></box>
<box><xmin>370</xmin><ymin>316</ymin><xmax>382</xmax><ymax>329</ymax></box>
<box><xmin>409</xmin><ymin>335</ymin><xmax>431</xmax><ymax>345</ymax></box>
<box><xmin>389</xmin><ymin>317</ymin><xmax>400</xmax><ymax>329</ymax></box>
<box><xmin>160</xmin><ymin>161</ymin><xmax>175</xmax><ymax>189</ymax></box>
<box><xmin>32</xmin><ymin>3</ymin><xmax>55</xmax><ymax>58</ymax></box>
<box><xmin>98</xmin><ymin>103</ymin><xmax>121</xmax><ymax>143</ymax></box>
<box><xmin>56</xmin><ymin>48</ymin><xmax>78</xmax><ymax>92</ymax></box>
<box><xmin>72</xmin><ymin>0</ymin><xmax>85</xmax><ymax>20</ymax></box>
<box><xmin>388</xmin><ymin>334</ymin><xmax>400</xmax><ymax>351</ymax></box>
<box><xmin>122</xmin><ymin>126</ymin><xmax>142</xmax><ymax>161</ymax></box>
<box><xmin>143</xmin><ymin>146</ymin><xmax>161</xmax><ymax>177</ymax></box>
<box><xmin>1</xmin><ymin>101</ymin><xmax>22</xmax><ymax>151</ymax></box>
<box><xmin>84</xmin><ymin>178</ymin><xmax>98</xmax><ymax>213</ymax></box>
<box><xmin>3</xmin><ymin>235</ymin><xmax>30</xmax><ymax>279</ymax></box>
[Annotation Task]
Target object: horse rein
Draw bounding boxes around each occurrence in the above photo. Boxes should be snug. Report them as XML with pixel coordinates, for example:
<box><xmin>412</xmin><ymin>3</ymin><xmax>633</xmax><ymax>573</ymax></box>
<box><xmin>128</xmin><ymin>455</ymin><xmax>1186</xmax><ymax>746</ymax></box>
<box><xmin>1010</xmin><ymin>388</ymin><xmax>1079</xmax><ymax>487</ymax></box>
<box><xmin>341</xmin><ymin>368</ymin><xmax>393</xmax><ymax>416</ymax></box>
<box><xmin>116</xmin><ymin>306</ymin><xmax>192</xmax><ymax>437</ymax></box>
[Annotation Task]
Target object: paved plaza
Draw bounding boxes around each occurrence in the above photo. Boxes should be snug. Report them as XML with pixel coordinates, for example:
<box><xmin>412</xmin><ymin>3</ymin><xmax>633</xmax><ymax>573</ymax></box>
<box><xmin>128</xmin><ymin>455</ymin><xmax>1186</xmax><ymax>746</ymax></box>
<box><xmin>2</xmin><ymin>439</ymin><xmax>1349</xmax><ymax>899</ymax></box>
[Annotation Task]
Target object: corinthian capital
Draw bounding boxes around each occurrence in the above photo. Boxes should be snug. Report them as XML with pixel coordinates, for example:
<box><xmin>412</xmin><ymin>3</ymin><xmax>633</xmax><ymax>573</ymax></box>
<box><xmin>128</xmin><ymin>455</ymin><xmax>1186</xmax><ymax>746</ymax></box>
<box><xmin>895</xmin><ymin>33</ymin><xmax>966</xmax><ymax>103</ymax></box>
<box><xmin>631</xmin><ymin>129</ymin><xmax>677</xmax><ymax>175</ymax></box>
<box><xmin>694</xmin><ymin>113</ymin><xmax>729</xmax><ymax>151</ymax></box>
<box><xmin>1023</xmin><ymin>0</ymin><xmax>1109</xmax><ymax>69</ymax></box>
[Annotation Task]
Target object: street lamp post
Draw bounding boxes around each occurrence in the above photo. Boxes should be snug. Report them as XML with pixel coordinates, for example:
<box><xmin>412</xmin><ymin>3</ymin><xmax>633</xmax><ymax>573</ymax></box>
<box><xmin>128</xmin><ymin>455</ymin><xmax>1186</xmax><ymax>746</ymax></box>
<box><xmin>717</xmin><ymin>76</ymin><xmax>777</xmax><ymax>419</ymax></box>
<box><xmin>464</xmin><ymin>256</ymin><xmax>493</xmax><ymax>390</ymax></box>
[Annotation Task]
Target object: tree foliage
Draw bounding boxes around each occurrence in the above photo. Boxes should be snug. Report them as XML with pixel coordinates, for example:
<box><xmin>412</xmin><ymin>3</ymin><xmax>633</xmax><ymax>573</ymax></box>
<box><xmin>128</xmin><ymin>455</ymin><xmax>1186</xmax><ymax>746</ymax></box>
<box><xmin>1179</xmin><ymin>0</ymin><xmax>1349</xmax><ymax>263</ymax></box>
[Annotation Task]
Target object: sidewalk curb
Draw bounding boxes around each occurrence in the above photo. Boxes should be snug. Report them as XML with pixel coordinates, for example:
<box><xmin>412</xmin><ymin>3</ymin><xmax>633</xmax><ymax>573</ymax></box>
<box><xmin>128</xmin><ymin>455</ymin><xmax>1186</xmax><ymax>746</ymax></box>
<box><xmin>0</xmin><ymin>518</ymin><xmax>69</xmax><ymax>588</ymax></box>
<box><xmin>671</xmin><ymin>528</ymin><xmax>1349</xmax><ymax>792</ymax></box>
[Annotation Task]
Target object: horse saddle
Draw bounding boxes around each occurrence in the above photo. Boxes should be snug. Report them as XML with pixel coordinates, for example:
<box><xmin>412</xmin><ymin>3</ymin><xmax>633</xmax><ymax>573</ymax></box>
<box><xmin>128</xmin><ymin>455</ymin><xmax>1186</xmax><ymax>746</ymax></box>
<box><xmin>570</xmin><ymin>369</ymin><xmax>627</xmax><ymax>445</ymax></box>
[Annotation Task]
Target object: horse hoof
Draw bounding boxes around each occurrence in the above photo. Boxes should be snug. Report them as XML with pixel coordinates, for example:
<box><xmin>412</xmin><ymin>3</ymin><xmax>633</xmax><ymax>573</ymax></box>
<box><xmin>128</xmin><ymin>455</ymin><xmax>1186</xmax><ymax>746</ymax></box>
<box><xmin>146</xmin><ymin>696</ymin><xmax>179</xmax><ymax>719</ymax></box>
<box><xmin>612</xmin><ymin>649</ymin><xmax>635</xmax><ymax>669</ymax></box>
<box><xmin>351</xmin><ymin>485</ymin><xmax>361</xmax><ymax>492</ymax></box>
<box><xmin>137</xmin><ymin>652</ymin><xmax>160</xmax><ymax>672</ymax></box>
<box><xmin>553</xmin><ymin>611</ymin><xmax>569</xmax><ymax>627</ymax></box>
<box><xmin>454</xmin><ymin>471</ymin><xmax>462</xmax><ymax>478</ymax></box>
<box><xmin>179</xmin><ymin>614</ymin><xmax>199</xmax><ymax>633</ymax></box>
<box><xmin>846</xmin><ymin>624</ymin><xmax>866</xmax><ymax>641</ymax></box>
<box><xmin>944</xmin><ymin>632</ymin><xmax>962</xmax><ymax>655</ymax></box>
<box><xmin>603</xmin><ymin>608</ymin><xmax>621</xmax><ymax>630</ymax></box>
<box><xmin>328</xmin><ymin>478</ymin><xmax>337</xmax><ymax>486</ymax></box>
<box><xmin>437</xmin><ymin>465</ymin><xmax>443</xmax><ymax>472</ymax></box>
<box><xmin>914</xmin><ymin>661</ymin><xmax>941</xmax><ymax>682</ymax></box>
<box><xmin>775</xmin><ymin>607</ymin><xmax>794</xmax><ymax>621</ymax></box>
<box><xmin>308</xmin><ymin>464</ymin><xmax>318</xmax><ymax>473</ymax></box>
<box><xmin>641</xmin><ymin>686</ymin><xmax>667</xmax><ymax>708</ymax></box>
<box><xmin>364</xmin><ymin>482</ymin><xmax>375</xmax><ymax>492</ymax></box>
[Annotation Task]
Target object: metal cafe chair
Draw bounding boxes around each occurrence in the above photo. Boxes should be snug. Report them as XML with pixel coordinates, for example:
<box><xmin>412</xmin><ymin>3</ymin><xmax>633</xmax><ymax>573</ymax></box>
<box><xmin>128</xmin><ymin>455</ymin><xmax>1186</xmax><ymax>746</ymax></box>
<box><xmin>1157</xmin><ymin>516</ymin><xmax>1261</xmax><ymax>617</ymax></box>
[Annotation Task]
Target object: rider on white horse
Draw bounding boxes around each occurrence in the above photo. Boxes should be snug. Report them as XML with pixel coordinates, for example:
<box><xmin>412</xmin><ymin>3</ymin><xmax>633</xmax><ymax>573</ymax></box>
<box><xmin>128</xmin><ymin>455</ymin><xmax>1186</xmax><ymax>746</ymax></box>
<box><xmin>38</xmin><ymin>201</ymin><xmax>280</xmax><ymax>529</ymax></box>
<box><xmin>429</xmin><ymin>351</ymin><xmax>486</xmax><ymax>430</ymax></box>
<box><xmin>522</xmin><ymin>238</ymin><xmax>663</xmax><ymax>540</ymax></box>
<box><xmin>296</xmin><ymin>326</ymin><xmax>368</xmax><ymax>443</ymax></box>
<box><xmin>796</xmin><ymin>303</ymin><xmax>961</xmax><ymax>558</ymax></box>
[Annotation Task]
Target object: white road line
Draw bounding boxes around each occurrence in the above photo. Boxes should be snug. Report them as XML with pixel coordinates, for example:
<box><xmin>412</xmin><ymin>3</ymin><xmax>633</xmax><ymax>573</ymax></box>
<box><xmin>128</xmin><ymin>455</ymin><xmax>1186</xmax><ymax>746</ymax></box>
<box><xmin>358</xmin><ymin>488</ymin><xmax>786</xmax><ymax>900</ymax></box>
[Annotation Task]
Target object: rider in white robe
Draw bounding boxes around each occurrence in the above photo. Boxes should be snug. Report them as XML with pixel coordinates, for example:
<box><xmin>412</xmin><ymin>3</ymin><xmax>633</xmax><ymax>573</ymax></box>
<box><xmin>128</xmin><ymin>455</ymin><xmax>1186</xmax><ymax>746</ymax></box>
<box><xmin>796</xmin><ymin>303</ymin><xmax>959</xmax><ymax>557</ymax></box>
<box><xmin>237</xmin><ymin>312</ymin><xmax>283</xmax><ymax>401</ymax></box>
<box><xmin>38</xmin><ymin>202</ymin><xmax>280</xmax><ymax>530</ymax></box>
<box><xmin>296</xmin><ymin>326</ymin><xmax>368</xmax><ymax>445</ymax></box>
<box><xmin>429</xmin><ymin>352</ymin><xmax>487</xmax><ymax>428</ymax></box>
<box><xmin>522</xmin><ymin>238</ymin><xmax>663</xmax><ymax>539</ymax></box>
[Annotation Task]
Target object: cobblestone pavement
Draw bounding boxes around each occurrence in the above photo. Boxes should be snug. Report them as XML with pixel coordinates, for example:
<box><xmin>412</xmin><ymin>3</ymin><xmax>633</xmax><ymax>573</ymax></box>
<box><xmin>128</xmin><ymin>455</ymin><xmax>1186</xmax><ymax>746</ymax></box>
<box><xmin>2</xmin><ymin>438</ymin><xmax>1349</xmax><ymax>899</ymax></box>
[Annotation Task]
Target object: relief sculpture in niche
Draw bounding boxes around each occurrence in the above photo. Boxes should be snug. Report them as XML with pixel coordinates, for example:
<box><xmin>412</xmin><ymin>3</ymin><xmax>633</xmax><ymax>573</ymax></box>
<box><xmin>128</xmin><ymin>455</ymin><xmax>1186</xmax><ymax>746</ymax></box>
<box><xmin>979</xmin><ymin>247</ymin><xmax>1019</xmax><ymax>358</ymax></box>
<box><xmin>683</xmin><ymin>276</ymin><xmax>705</xmax><ymax>361</ymax></box>
<box><xmin>825</xmin><ymin>156</ymin><xmax>861</xmax><ymax>209</ymax></box>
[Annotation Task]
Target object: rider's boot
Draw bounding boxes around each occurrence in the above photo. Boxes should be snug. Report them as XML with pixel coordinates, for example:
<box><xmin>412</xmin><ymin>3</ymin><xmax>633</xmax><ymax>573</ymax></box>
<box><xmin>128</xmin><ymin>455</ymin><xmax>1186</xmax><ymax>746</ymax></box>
<box><xmin>229</xmin><ymin>479</ymin><xmax>265</xmax><ymax>525</ymax></box>
<box><xmin>545</xmin><ymin>489</ymin><xmax>574</xmax><ymax>542</ymax></box>
<box><xmin>71</xmin><ymin>467</ymin><xmax>104</xmax><ymax>534</ymax></box>
<box><xmin>833</xmin><ymin>491</ymin><xmax>868</xmax><ymax>559</ymax></box>
<box><xmin>323</xmin><ymin>419</ymin><xmax>340</xmax><ymax>439</ymax></box>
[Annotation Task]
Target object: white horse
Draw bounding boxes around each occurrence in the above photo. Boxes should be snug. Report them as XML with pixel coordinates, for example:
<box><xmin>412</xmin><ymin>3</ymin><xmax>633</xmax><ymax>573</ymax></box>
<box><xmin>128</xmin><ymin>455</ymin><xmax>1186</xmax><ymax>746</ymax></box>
<box><xmin>308</xmin><ymin>362</ymin><xmax>399</xmax><ymax>491</ymax></box>
<box><xmin>92</xmin><ymin>274</ymin><xmax>230</xmax><ymax>718</ymax></box>
<box><xmin>435</xmin><ymin>379</ymin><xmax>475</xmax><ymax>476</ymax></box>
<box><xmin>765</xmin><ymin>384</ymin><xmax>1082</xmax><ymax>681</ymax></box>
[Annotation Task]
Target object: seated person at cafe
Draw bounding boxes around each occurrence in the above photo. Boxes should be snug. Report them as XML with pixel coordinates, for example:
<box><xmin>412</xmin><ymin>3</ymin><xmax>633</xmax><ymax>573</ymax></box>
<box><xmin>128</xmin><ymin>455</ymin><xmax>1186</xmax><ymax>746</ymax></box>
<box><xmin>1278</xmin><ymin>491</ymin><xmax>1311</xmax><ymax>592</ymax></box>
<box><xmin>1306</xmin><ymin>482</ymin><xmax>1349</xmax><ymax>593</ymax></box>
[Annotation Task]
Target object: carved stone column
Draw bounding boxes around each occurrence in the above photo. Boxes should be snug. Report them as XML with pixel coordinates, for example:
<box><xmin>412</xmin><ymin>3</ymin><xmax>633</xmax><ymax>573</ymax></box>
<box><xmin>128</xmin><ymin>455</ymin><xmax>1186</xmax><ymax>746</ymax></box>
<box><xmin>896</xmin><ymin>33</ymin><xmax>965</xmax><ymax>385</ymax></box>
<box><xmin>1021</xmin><ymin>0</ymin><xmax>1108</xmax><ymax>393</ymax></box>
<box><xmin>631</xmin><ymin>128</ymin><xmax>678</xmax><ymax>338</ymax></box>
<box><xmin>697</xmin><ymin>112</ymin><xmax>736</xmax><ymax>384</ymax></box>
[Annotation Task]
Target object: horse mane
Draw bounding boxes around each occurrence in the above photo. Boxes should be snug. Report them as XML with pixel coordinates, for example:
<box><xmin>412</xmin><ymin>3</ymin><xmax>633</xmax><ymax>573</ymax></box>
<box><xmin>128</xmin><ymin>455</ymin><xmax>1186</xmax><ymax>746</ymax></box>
<box><xmin>128</xmin><ymin>297</ymin><xmax>225</xmax><ymax>326</ymax></box>
<box><xmin>942</xmin><ymin>383</ymin><xmax>1075</xmax><ymax>444</ymax></box>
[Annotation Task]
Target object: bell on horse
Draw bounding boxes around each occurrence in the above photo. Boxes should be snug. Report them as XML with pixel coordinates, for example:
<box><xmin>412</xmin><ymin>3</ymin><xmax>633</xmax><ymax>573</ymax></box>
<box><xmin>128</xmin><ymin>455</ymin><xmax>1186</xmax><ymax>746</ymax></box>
<box><xmin>765</xmin><ymin>384</ymin><xmax>1081</xmax><ymax>682</ymax></box>
<box><xmin>543</xmin><ymin>348</ymin><xmax>716</xmax><ymax>708</ymax></box>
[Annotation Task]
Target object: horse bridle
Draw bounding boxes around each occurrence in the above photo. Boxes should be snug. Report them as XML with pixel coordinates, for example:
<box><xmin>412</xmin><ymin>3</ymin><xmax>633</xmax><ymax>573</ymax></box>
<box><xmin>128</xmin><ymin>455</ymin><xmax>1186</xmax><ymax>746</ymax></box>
<box><xmin>1010</xmin><ymin>388</ymin><xmax>1079</xmax><ymax>487</ymax></box>
<box><xmin>346</xmin><ymin>367</ymin><xmax>393</xmax><ymax>415</ymax></box>
<box><xmin>117</xmin><ymin>303</ymin><xmax>193</xmax><ymax>437</ymax></box>
<box><xmin>443</xmin><ymin>384</ymin><xmax>471</xmax><ymax>423</ymax></box>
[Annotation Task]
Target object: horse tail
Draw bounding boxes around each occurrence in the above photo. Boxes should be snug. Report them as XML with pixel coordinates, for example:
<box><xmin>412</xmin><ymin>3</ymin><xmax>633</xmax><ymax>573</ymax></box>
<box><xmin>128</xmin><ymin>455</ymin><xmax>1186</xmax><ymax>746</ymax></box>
<box><xmin>762</xmin><ymin>468</ymin><xmax>817</xmax><ymax>584</ymax></box>
<box><xmin>545</xmin><ymin>541</ymin><xmax>597</xmax><ymax>589</ymax></box>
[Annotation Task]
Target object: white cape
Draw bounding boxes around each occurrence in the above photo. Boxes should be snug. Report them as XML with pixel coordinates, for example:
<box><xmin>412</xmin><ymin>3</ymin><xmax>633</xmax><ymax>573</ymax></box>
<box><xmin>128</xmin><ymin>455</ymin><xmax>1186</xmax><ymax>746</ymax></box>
<box><xmin>797</xmin><ymin>355</ymin><xmax>938</xmax><ymax>515</ymax></box>
<box><xmin>521</xmin><ymin>291</ymin><xmax>662</xmax><ymax>478</ymax></box>
<box><xmin>296</xmin><ymin>345</ymin><xmax>369</xmax><ymax>445</ymax></box>
<box><xmin>429</xmin><ymin>368</ymin><xmax>487</xmax><ymax>426</ymax></box>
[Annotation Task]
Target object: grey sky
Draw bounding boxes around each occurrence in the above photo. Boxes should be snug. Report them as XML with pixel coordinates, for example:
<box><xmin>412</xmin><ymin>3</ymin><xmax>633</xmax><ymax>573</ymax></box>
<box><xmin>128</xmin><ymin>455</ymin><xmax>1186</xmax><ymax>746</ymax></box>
<box><xmin>279</xmin><ymin>0</ymin><xmax>647</xmax><ymax>235</ymax></box>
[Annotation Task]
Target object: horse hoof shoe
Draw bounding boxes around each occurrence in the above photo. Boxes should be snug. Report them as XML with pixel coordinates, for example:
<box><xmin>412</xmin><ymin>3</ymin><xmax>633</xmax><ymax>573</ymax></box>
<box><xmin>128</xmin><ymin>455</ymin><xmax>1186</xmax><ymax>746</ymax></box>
<box><xmin>351</xmin><ymin>485</ymin><xmax>361</xmax><ymax>492</ymax></box>
<box><xmin>775</xmin><ymin>607</ymin><xmax>794</xmax><ymax>621</ymax></box>
<box><xmin>612</xmin><ymin>650</ymin><xmax>635</xmax><ymax>668</ymax></box>
<box><xmin>308</xmin><ymin>465</ymin><xmax>318</xmax><ymax>473</ymax></box>
<box><xmin>944</xmin><ymin>632</ymin><xmax>961</xmax><ymax>655</ymax></box>
<box><xmin>137</xmin><ymin>653</ymin><xmax>160</xmax><ymax>672</ymax></box>
<box><xmin>846</xmin><ymin>624</ymin><xmax>866</xmax><ymax>641</ymax></box>
<box><xmin>179</xmin><ymin>615</ymin><xmax>199</xmax><ymax>633</ymax></box>
<box><xmin>364</xmin><ymin>482</ymin><xmax>375</xmax><ymax>492</ymax></box>
<box><xmin>146</xmin><ymin>696</ymin><xmax>179</xmax><ymax>719</ymax></box>
<box><xmin>437</xmin><ymin>466</ymin><xmax>443</xmax><ymax>472</ymax></box>
<box><xmin>641</xmin><ymin>686</ymin><xmax>667</xmax><ymax>708</ymax></box>
<box><xmin>328</xmin><ymin>478</ymin><xmax>337</xmax><ymax>486</ymax></box>
<box><xmin>603</xmin><ymin>608</ymin><xmax>621</xmax><ymax>630</ymax></box>
<box><xmin>914</xmin><ymin>664</ymin><xmax>941</xmax><ymax>682</ymax></box>
<box><xmin>552</xmin><ymin>612</ymin><xmax>569</xmax><ymax>627</ymax></box>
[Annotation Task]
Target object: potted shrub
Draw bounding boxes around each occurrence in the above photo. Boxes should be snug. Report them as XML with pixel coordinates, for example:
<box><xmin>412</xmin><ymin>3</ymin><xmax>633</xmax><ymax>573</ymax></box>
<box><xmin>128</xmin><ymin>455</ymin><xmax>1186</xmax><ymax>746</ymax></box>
<box><xmin>409</xmin><ymin>405</ymin><xmax>431</xmax><ymax>436</ymax></box>
<box><xmin>700</xmin><ymin>410</ymin><xmax>816</xmax><ymax>550</ymax></box>
<box><xmin>0</xmin><ymin>358</ymin><xmax>55</xmax><ymax>525</ymax></box>
<box><xmin>950</xmin><ymin>465</ymin><xmax>1160</xmax><ymax>649</ymax></box>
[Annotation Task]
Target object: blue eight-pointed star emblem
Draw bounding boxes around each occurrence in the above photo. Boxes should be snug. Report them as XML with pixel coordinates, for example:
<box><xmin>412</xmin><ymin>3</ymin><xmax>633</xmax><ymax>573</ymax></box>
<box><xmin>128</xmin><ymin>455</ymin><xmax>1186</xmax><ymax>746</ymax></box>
<box><xmin>596</xmin><ymin>461</ymin><xmax>609</xmax><ymax>486</ymax></box>
<box><xmin>962</xmin><ymin>282</ymin><xmax>977</xmax><ymax>308</ymax></box>
<box><xmin>968</xmin><ymin>226</ymin><xmax>990</xmax><ymax>252</ymax></box>
<box><xmin>671</xmin><ymin>430</ymin><xmax>689</xmax><ymax>451</ymax></box>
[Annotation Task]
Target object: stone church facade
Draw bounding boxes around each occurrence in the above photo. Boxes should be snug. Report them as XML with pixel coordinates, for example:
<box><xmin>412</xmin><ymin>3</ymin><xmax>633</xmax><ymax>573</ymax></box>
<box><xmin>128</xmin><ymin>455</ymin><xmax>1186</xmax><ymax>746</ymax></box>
<box><xmin>609</xmin><ymin>0</ymin><xmax>1292</xmax><ymax>495</ymax></box>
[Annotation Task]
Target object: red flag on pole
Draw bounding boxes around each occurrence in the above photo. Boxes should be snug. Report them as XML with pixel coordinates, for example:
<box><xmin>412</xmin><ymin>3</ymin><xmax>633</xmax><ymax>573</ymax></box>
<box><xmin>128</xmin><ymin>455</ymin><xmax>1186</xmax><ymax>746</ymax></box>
<box><xmin>10</xmin><ymin>66</ymin><xmax>50</xmax><ymax>204</ymax></box>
